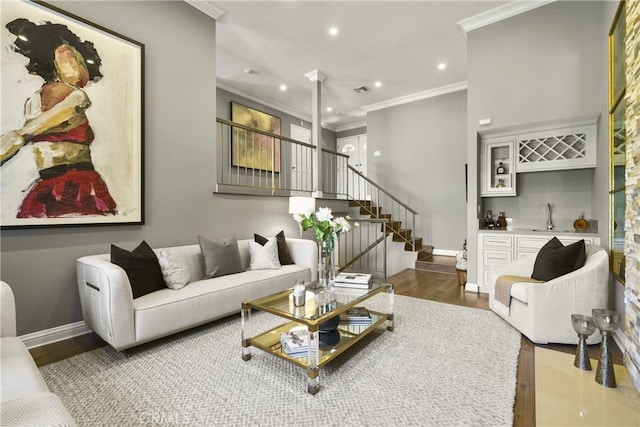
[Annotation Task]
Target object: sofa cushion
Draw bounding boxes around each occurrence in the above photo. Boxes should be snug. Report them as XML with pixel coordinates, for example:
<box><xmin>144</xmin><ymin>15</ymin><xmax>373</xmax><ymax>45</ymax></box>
<box><xmin>254</xmin><ymin>230</ymin><xmax>295</xmax><ymax>265</ymax></box>
<box><xmin>111</xmin><ymin>241</ymin><xmax>166</xmax><ymax>298</ymax></box>
<box><xmin>198</xmin><ymin>235</ymin><xmax>245</xmax><ymax>279</ymax></box>
<box><xmin>156</xmin><ymin>249</ymin><xmax>191</xmax><ymax>290</ymax></box>
<box><xmin>0</xmin><ymin>338</ymin><xmax>49</xmax><ymax>402</ymax></box>
<box><xmin>249</xmin><ymin>238</ymin><xmax>281</xmax><ymax>270</ymax></box>
<box><xmin>531</xmin><ymin>237</ymin><xmax>586</xmax><ymax>281</ymax></box>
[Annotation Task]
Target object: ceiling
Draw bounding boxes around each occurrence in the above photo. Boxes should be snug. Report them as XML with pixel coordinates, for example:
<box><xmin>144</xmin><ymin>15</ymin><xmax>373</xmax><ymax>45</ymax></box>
<box><xmin>202</xmin><ymin>1</ymin><xmax>514</xmax><ymax>131</ymax></box>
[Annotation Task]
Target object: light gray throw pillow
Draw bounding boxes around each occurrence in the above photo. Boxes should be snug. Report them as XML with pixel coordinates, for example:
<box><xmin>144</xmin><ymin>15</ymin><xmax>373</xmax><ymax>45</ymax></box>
<box><xmin>198</xmin><ymin>235</ymin><xmax>245</xmax><ymax>279</ymax></box>
<box><xmin>156</xmin><ymin>248</ymin><xmax>191</xmax><ymax>289</ymax></box>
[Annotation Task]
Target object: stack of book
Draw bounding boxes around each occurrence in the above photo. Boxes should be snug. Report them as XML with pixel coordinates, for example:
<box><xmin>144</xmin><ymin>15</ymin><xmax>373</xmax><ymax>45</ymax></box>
<box><xmin>334</xmin><ymin>273</ymin><xmax>372</xmax><ymax>289</ymax></box>
<box><xmin>280</xmin><ymin>328</ymin><xmax>315</xmax><ymax>358</ymax></box>
<box><xmin>339</xmin><ymin>307</ymin><xmax>372</xmax><ymax>325</ymax></box>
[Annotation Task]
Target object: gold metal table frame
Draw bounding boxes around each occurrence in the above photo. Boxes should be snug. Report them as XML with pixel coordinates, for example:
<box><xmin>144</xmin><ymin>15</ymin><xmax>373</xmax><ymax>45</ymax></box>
<box><xmin>241</xmin><ymin>282</ymin><xmax>394</xmax><ymax>394</ymax></box>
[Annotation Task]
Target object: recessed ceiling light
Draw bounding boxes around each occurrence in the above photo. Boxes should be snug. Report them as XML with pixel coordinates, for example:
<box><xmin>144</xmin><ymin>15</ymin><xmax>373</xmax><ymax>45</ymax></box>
<box><xmin>329</xmin><ymin>27</ymin><xmax>338</xmax><ymax>36</ymax></box>
<box><xmin>326</xmin><ymin>107</ymin><xmax>333</xmax><ymax>112</ymax></box>
<box><xmin>279</xmin><ymin>84</ymin><xmax>287</xmax><ymax>91</ymax></box>
<box><xmin>374</xmin><ymin>81</ymin><xmax>382</xmax><ymax>88</ymax></box>
<box><xmin>438</xmin><ymin>62</ymin><xmax>446</xmax><ymax>70</ymax></box>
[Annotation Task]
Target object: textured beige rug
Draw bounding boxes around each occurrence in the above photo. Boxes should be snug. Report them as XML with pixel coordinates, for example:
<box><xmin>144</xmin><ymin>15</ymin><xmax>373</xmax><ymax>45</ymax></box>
<box><xmin>40</xmin><ymin>296</ymin><xmax>521</xmax><ymax>426</ymax></box>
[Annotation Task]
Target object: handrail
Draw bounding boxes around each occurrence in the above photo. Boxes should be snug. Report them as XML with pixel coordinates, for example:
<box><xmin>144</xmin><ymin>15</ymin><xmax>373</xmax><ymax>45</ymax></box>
<box><xmin>216</xmin><ymin>117</ymin><xmax>316</xmax><ymax>149</ymax></box>
<box><xmin>321</xmin><ymin>147</ymin><xmax>350</xmax><ymax>158</ymax></box>
<box><xmin>348</xmin><ymin>165</ymin><xmax>418</xmax><ymax>215</ymax></box>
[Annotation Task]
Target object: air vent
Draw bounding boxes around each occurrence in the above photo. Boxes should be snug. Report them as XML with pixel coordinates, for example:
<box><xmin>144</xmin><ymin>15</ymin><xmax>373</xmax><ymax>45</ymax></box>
<box><xmin>353</xmin><ymin>86</ymin><xmax>370</xmax><ymax>94</ymax></box>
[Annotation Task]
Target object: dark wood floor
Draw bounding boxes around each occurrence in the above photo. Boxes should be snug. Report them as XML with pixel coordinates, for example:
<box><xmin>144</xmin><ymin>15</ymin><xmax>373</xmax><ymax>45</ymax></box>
<box><xmin>30</xmin><ymin>267</ymin><xmax>623</xmax><ymax>426</ymax></box>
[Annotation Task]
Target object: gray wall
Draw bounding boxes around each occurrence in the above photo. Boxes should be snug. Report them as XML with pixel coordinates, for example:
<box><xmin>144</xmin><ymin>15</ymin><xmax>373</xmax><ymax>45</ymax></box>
<box><xmin>466</xmin><ymin>1</ymin><xmax>607</xmax><ymax>283</ymax></box>
<box><xmin>367</xmin><ymin>90</ymin><xmax>468</xmax><ymax>251</ymax></box>
<box><xmin>0</xmin><ymin>1</ymin><xmax>300</xmax><ymax>335</ymax></box>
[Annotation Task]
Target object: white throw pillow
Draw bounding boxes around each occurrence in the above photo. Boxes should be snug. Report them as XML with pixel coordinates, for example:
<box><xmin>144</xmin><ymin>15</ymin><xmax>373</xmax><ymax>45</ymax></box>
<box><xmin>249</xmin><ymin>238</ymin><xmax>281</xmax><ymax>270</ymax></box>
<box><xmin>156</xmin><ymin>249</ymin><xmax>191</xmax><ymax>290</ymax></box>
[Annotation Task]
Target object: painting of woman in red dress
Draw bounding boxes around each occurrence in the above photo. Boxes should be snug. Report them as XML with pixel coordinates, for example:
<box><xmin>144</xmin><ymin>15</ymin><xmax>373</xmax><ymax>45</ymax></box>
<box><xmin>1</xmin><ymin>18</ymin><xmax>117</xmax><ymax>218</ymax></box>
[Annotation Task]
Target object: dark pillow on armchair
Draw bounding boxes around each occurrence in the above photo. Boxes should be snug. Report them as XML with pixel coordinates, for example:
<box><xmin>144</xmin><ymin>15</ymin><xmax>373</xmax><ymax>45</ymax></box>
<box><xmin>254</xmin><ymin>230</ymin><xmax>294</xmax><ymax>265</ymax></box>
<box><xmin>111</xmin><ymin>241</ymin><xmax>167</xmax><ymax>298</ymax></box>
<box><xmin>531</xmin><ymin>237</ymin><xmax>586</xmax><ymax>281</ymax></box>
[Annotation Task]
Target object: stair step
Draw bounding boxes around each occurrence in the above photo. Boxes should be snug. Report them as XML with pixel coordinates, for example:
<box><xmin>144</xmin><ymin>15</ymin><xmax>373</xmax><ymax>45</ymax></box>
<box><xmin>392</xmin><ymin>229</ymin><xmax>412</xmax><ymax>241</ymax></box>
<box><xmin>385</xmin><ymin>221</ymin><xmax>401</xmax><ymax>232</ymax></box>
<box><xmin>416</xmin><ymin>245</ymin><xmax>434</xmax><ymax>259</ymax></box>
<box><xmin>405</xmin><ymin>238</ymin><xmax>425</xmax><ymax>252</ymax></box>
<box><xmin>361</xmin><ymin>206</ymin><xmax>382</xmax><ymax>216</ymax></box>
<box><xmin>415</xmin><ymin>255</ymin><xmax>457</xmax><ymax>274</ymax></box>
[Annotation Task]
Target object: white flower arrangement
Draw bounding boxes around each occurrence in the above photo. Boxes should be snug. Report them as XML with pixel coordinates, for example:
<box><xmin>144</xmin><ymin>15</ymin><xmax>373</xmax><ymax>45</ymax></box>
<box><xmin>293</xmin><ymin>207</ymin><xmax>354</xmax><ymax>251</ymax></box>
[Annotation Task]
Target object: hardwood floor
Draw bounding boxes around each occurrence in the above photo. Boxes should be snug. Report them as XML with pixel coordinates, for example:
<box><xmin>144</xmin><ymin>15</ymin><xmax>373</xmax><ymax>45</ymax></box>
<box><xmin>30</xmin><ymin>267</ymin><xmax>624</xmax><ymax>426</ymax></box>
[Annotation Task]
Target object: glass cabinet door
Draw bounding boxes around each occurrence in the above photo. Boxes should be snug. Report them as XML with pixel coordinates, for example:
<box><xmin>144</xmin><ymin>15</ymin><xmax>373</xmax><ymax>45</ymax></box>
<box><xmin>481</xmin><ymin>139</ymin><xmax>516</xmax><ymax>197</ymax></box>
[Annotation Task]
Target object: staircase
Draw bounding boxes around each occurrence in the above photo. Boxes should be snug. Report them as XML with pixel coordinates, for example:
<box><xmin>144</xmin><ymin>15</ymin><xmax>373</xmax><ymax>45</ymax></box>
<box><xmin>348</xmin><ymin>199</ymin><xmax>457</xmax><ymax>275</ymax></box>
<box><xmin>348</xmin><ymin>199</ymin><xmax>433</xmax><ymax>259</ymax></box>
<box><xmin>214</xmin><ymin>119</ymin><xmax>453</xmax><ymax>274</ymax></box>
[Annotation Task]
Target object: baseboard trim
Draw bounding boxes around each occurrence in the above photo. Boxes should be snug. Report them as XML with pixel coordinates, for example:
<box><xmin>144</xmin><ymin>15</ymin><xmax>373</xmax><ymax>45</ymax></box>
<box><xmin>20</xmin><ymin>321</ymin><xmax>91</xmax><ymax>349</ymax></box>
<box><xmin>613</xmin><ymin>329</ymin><xmax>626</xmax><ymax>357</ymax></box>
<box><xmin>465</xmin><ymin>282</ymin><xmax>486</xmax><ymax>294</ymax></box>
<box><xmin>433</xmin><ymin>249</ymin><xmax>457</xmax><ymax>257</ymax></box>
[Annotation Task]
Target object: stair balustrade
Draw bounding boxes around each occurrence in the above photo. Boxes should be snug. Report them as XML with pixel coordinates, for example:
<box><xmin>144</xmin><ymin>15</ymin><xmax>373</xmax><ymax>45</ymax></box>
<box><xmin>334</xmin><ymin>218</ymin><xmax>388</xmax><ymax>282</ymax></box>
<box><xmin>215</xmin><ymin>118</ymin><xmax>425</xmax><ymax>272</ymax></box>
<box><xmin>216</xmin><ymin>118</ymin><xmax>316</xmax><ymax>196</ymax></box>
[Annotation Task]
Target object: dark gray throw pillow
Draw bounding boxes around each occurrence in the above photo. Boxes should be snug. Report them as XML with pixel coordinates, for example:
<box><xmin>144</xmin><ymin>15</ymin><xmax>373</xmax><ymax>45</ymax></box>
<box><xmin>254</xmin><ymin>230</ymin><xmax>295</xmax><ymax>265</ymax></box>
<box><xmin>531</xmin><ymin>237</ymin><xmax>586</xmax><ymax>281</ymax></box>
<box><xmin>198</xmin><ymin>235</ymin><xmax>245</xmax><ymax>279</ymax></box>
<box><xmin>111</xmin><ymin>241</ymin><xmax>167</xmax><ymax>299</ymax></box>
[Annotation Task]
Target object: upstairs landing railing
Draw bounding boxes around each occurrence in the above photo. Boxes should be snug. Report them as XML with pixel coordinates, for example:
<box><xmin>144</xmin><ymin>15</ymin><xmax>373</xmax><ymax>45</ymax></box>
<box><xmin>215</xmin><ymin>118</ymin><xmax>417</xmax><ymax>276</ymax></box>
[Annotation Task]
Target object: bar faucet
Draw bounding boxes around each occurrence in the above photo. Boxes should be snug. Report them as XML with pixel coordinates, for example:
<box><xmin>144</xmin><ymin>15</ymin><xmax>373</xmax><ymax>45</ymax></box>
<box><xmin>546</xmin><ymin>203</ymin><xmax>553</xmax><ymax>231</ymax></box>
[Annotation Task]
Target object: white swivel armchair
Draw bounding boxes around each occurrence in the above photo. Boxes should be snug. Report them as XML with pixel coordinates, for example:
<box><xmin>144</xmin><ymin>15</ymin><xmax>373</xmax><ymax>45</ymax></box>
<box><xmin>489</xmin><ymin>245</ymin><xmax>609</xmax><ymax>345</ymax></box>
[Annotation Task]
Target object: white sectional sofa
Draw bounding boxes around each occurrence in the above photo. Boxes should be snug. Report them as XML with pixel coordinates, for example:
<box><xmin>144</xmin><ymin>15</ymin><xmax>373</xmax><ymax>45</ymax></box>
<box><xmin>76</xmin><ymin>237</ymin><xmax>317</xmax><ymax>351</ymax></box>
<box><xmin>0</xmin><ymin>281</ymin><xmax>76</xmax><ymax>426</ymax></box>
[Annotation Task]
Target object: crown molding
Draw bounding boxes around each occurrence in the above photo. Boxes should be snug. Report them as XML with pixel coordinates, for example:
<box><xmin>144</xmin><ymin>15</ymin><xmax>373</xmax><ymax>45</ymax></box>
<box><xmin>335</xmin><ymin>121</ymin><xmax>367</xmax><ymax>133</ymax></box>
<box><xmin>362</xmin><ymin>81</ymin><xmax>468</xmax><ymax>113</ymax></box>
<box><xmin>184</xmin><ymin>0</ymin><xmax>227</xmax><ymax>20</ymax></box>
<box><xmin>457</xmin><ymin>0</ymin><xmax>556</xmax><ymax>38</ymax></box>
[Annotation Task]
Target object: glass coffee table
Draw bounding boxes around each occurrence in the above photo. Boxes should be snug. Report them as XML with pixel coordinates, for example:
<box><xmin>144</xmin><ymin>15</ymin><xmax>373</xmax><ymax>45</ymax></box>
<box><xmin>241</xmin><ymin>282</ymin><xmax>394</xmax><ymax>394</ymax></box>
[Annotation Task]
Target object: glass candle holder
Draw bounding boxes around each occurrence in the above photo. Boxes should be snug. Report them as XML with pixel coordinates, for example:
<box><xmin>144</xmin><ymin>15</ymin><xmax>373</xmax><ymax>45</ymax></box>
<box><xmin>592</xmin><ymin>308</ymin><xmax>621</xmax><ymax>388</ymax></box>
<box><xmin>292</xmin><ymin>280</ymin><xmax>306</xmax><ymax>307</ymax></box>
<box><xmin>571</xmin><ymin>314</ymin><xmax>596</xmax><ymax>370</ymax></box>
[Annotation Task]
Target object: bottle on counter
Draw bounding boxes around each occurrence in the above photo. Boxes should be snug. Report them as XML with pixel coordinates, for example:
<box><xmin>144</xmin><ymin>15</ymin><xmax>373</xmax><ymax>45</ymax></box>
<box><xmin>496</xmin><ymin>212</ymin><xmax>507</xmax><ymax>230</ymax></box>
<box><xmin>485</xmin><ymin>210</ymin><xmax>494</xmax><ymax>229</ymax></box>
<box><xmin>496</xmin><ymin>162</ymin><xmax>506</xmax><ymax>174</ymax></box>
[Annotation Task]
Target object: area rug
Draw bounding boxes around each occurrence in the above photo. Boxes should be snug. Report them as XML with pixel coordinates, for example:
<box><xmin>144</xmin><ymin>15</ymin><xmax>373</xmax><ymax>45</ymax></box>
<box><xmin>40</xmin><ymin>296</ymin><xmax>521</xmax><ymax>426</ymax></box>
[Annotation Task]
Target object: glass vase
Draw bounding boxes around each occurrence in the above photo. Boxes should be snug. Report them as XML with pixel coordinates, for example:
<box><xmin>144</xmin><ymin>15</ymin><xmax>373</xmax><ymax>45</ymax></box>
<box><xmin>318</xmin><ymin>241</ymin><xmax>335</xmax><ymax>290</ymax></box>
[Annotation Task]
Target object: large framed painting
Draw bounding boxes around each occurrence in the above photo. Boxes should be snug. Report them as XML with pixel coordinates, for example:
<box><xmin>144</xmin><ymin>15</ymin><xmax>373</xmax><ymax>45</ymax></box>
<box><xmin>231</xmin><ymin>102</ymin><xmax>281</xmax><ymax>172</ymax></box>
<box><xmin>0</xmin><ymin>0</ymin><xmax>144</xmax><ymax>228</ymax></box>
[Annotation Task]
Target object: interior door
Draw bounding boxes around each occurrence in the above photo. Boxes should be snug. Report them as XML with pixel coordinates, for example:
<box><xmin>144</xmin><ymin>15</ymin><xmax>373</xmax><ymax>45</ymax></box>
<box><xmin>337</xmin><ymin>134</ymin><xmax>368</xmax><ymax>199</ymax></box>
<box><xmin>290</xmin><ymin>124</ymin><xmax>311</xmax><ymax>192</ymax></box>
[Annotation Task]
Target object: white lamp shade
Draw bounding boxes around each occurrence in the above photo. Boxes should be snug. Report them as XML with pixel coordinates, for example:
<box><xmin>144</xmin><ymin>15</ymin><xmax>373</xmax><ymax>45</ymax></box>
<box><xmin>288</xmin><ymin>196</ymin><xmax>316</xmax><ymax>215</ymax></box>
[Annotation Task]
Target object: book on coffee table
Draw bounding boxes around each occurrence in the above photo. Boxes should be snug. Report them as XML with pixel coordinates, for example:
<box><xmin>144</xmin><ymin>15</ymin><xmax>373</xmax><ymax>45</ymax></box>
<box><xmin>280</xmin><ymin>328</ymin><xmax>315</xmax><ymax>357</ymax></box>
<box><xmin>334</xmin><ymin>273</ymin><xmax>372</xmax><ymax>288</ymax></box>
<box><xmin>340</xmin><ymin>307</ymin><xmax>372</xmax><ymax>324</ymax></box>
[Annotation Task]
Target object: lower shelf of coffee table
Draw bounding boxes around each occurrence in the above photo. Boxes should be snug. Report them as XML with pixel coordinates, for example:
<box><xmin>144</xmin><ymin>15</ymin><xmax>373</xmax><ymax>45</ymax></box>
<box><xmin>249</xmin><ymin>310</ymin><xmax>388</xmax><ymax>368</ymax></box>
